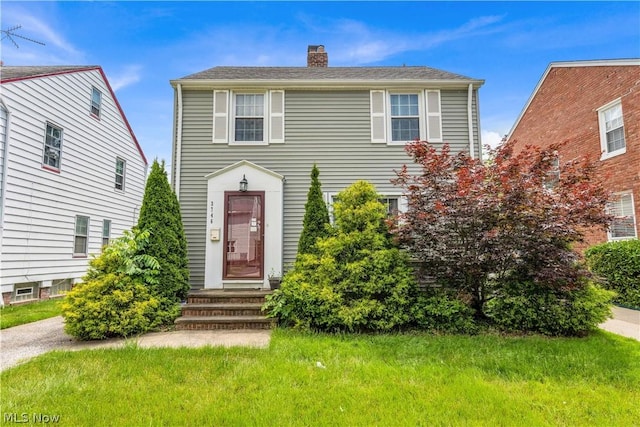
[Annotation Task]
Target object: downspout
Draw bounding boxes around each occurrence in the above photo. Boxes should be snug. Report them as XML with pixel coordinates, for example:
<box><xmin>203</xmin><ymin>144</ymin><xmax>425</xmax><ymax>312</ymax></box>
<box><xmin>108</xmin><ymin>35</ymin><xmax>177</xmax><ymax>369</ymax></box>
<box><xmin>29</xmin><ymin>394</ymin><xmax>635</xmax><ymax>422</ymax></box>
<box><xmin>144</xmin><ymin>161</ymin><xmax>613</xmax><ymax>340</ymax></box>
<box><xmin>0</xmin><ymin>99</ymin><xmax>11</xmax><ymax>237</ymax></box>
<box><xmin>174</xmin><ymin>83</ymin><xmax>183</xmax><ymax>199</ymax></box>
<box><xmin>467</xmin><ymin>84</ymin><xmax>475</xmax><ymax>159</ymax></box>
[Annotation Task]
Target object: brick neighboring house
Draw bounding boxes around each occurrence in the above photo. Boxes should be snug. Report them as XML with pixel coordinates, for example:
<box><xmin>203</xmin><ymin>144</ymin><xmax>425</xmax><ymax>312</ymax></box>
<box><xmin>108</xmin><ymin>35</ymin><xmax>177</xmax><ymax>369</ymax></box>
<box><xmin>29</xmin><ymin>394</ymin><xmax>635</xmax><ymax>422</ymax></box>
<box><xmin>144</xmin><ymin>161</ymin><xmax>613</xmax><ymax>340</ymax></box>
<box><xmin>507</xmin><ymin>59</ymin><xmax>640</xmax><ymax>248</ymax></box>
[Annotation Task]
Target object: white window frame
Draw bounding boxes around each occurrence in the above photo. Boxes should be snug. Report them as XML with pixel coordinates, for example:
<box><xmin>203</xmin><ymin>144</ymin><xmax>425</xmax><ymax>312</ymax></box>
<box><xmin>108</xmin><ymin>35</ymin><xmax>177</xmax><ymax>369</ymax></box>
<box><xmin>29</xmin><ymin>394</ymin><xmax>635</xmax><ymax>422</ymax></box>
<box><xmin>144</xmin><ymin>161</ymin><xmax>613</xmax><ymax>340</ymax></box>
<box><xmin>13</xmin><ymin>282</ymin><xmax>39</xmax><ymax>303</ymax></box>
<box><xmin>102</xmin><ymin>219</ymin><xmax>111</xmax><ymax>248</ymax></box>
<box><xmin>388</xmin><ymin>93</ymin><xmax>424</xmax><ymax>144</ymax></box>
<box><xmin>324</xmin><ymin>192</ymin><xmax>407</xmax><ymax>224</ymax></box>
<box><xmin>115</xmin><ymin>157</ymin><xmax>126</xmax><ymax>191</ymax></box>
<box><xmin>607</xmin><ymin>191</ymin><xmax>637</xmax><ymax>241</ymax></box>
<box><xmin>91</xmin><ymin>87</ymin><xmax>102</xmax><ymax>118</ymax></box>
<box><xmin>43</xmin><ymin>122</ymin><xmax>63</xmax><ymax>170</ymax></box>
<box><xmin>51</xmin><ymin>279</ymin><xmax>73</xmax><ymax>297</ymax></box>
<box><xmin>232</xmin><ymin>92</ymin><xmax>267</xmax><ymax>144</ymax></box>
<box><xmin>74</xmin><ymin>215</ymin><xmax>89</xmax><ymax>256</ymax></box>
<box><xmin>598</xmin><ymin>99</ymin><xmax>626</xmax><ymax>160</ymax></box>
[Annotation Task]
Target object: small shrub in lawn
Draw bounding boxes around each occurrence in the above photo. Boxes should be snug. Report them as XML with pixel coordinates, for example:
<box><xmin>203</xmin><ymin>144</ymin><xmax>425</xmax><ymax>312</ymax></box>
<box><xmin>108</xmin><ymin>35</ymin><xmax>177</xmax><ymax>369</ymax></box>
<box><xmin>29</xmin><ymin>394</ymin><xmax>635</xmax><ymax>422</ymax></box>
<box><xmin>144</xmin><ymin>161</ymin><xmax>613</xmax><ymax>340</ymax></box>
<box><xmin>484</xmin><ymin>281</ymin><xmax>614</xmax><ymax>336</ymax></box>
<box><xmin>585</xmin><ymin>239</ymin><xmax>640</xmax><ymax>308</ymax></box>
<box><xmin>265</xmin><ymin>181</ymin><xmax>417</xmax><ymax>332</ymax></box>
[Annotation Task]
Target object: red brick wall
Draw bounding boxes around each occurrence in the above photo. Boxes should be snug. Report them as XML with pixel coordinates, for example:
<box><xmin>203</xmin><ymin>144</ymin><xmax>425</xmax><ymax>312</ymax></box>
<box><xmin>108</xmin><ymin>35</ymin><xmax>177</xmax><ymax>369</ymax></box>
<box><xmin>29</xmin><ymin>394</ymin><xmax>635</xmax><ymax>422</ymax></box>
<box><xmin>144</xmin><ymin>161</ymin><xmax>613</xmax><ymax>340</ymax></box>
<box><xmin>509</xmin><ymin>64</ymin><xmax>640</xmax><ymax>249</ymax></box>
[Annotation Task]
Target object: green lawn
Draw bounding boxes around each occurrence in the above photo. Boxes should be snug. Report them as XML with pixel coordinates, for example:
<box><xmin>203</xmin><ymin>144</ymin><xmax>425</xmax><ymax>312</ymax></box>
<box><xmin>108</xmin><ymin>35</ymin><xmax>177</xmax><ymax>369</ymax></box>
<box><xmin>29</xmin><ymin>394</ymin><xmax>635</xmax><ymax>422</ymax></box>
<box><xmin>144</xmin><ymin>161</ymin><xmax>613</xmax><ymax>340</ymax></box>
<box><xmin>2</xmin><ymin>329</ymin><xmax>638</xmax><ymax>426</ymax></box>
<box><xmin>0</xmin><ymin>298</ymin><xmax>63</xmax><ymax>329</ymax></box>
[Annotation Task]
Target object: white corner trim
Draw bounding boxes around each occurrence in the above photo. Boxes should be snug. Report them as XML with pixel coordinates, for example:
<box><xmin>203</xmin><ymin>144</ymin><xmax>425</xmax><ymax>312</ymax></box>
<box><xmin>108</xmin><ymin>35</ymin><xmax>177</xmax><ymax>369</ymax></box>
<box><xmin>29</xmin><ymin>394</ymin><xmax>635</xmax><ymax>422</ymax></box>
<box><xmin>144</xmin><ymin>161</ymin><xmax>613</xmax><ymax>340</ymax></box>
<box><xmin>174</xmin><ymin>83</ymin><xmax>183</xmax><ymax>199</ymax></box>
<box><xmin>468</xmin><ymin>84</ymin><xmax>474</xmax><ymax>158</ymax></box>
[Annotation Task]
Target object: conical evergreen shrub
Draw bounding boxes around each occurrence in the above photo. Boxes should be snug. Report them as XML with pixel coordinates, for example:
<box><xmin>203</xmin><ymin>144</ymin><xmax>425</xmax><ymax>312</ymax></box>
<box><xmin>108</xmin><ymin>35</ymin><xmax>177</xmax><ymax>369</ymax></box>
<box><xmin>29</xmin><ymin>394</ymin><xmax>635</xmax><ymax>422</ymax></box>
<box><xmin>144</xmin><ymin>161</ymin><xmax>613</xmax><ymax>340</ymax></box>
<box><xmin>297</xmin><ymin>164</ymin><xmax>330</xmax><ymax>256</ymax></box>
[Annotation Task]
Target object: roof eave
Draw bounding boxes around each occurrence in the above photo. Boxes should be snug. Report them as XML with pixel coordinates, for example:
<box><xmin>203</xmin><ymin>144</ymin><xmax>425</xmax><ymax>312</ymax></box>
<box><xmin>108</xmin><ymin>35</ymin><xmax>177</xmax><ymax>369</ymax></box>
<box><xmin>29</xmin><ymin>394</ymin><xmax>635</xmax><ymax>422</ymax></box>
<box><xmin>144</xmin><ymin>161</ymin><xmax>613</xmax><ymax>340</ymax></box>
<box><xmin>170</xmin><ymin>78</ymin><xmax>485</xmax><ymax>90</ymax></box>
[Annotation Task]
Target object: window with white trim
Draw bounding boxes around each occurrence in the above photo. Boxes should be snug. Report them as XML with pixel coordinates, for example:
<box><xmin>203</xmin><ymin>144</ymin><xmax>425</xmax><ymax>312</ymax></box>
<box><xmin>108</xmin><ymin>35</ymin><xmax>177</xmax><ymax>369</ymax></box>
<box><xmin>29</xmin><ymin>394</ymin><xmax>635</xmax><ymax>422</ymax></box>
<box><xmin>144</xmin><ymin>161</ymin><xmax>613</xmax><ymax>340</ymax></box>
<box><xmin>608</xmin><ymin>192</ymin><xmax>637</xmax><ymax>240</ymax></box>
<box><xmin>598</xmin><ymin>99</ymin><xmax>626</xmax><ymax>158</ymax></box>
<box><xmin>234</xmin><ymin>94</ymin><xmax>264</xmax><ymax>142</ymax></box>
<box><xmin>74</xmin><ymin>216</ymin><xmax>89</xmax><ymax>256</ymax></box>
<box><xmin>370</xmin><ymin>90</ymin><xmax>442</xmax><ymax>144</ymax></box>
<box><xmin>12</xmin><ymin>282</ymin><xmax>39</xmax><ymax>302</ymax></box>
<box><xmin>91</xmin><ymin>87</ymin><xmax>102</xmax><ymax>117</ymax></box>
<box><xmin>43</xmin><ymin>123</ymin><xmax>63</xmax><ymax>170</ymax></box>
<box><xmin>115</xmin><ymin>158</ymin><xmax>125</xmax><ymax>190</ymax></box>
<box><xmin>102</xmin><ymin>219</ymin><xmax>111</xmax><ymax>248</ymax></box>
<box><xmin>212</xmin><ymin>90</ymin><xmax>285</xmax><ymax>145</ymax></box>
<box><xmin>390</xmin><ymin>94</ymin><xmax>420</xmax><ymax>142</ymax></box>
<box><xmin>51</xmin><ymin>279</ymin><xmax>73</xmax><ymax>297</ymax></box>
<box><xmin>324</xmin><ymin>192</ymin><xmax>406</xmax><ymax>224</ymax></box>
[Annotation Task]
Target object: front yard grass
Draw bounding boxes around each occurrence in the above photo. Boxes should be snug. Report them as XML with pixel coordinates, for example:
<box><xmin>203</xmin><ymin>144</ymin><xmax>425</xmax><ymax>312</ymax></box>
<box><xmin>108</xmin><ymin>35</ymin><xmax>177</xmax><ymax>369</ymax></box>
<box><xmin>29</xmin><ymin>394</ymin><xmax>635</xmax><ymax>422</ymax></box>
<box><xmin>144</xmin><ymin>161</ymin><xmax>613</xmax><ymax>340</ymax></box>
<box><xmin>2</xmin><ymin>329</ymin><xmax>639</xmax><ymax>426</ymax></box>
<box><xmin>0</xmin><ymin>298</ymin><xmax>63</xmax><ymax>329</ymax></box>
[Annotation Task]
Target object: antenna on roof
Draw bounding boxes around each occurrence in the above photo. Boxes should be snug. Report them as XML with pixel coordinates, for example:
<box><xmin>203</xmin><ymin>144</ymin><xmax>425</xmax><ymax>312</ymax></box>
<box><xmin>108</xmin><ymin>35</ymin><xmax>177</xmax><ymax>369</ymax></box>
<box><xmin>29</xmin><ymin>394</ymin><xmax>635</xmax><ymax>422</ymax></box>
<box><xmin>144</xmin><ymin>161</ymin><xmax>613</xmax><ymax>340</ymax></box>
<box><xmin>1</xmin><ymin>25</ymin><xmax>45</xmax><ymax>48</ymax></box>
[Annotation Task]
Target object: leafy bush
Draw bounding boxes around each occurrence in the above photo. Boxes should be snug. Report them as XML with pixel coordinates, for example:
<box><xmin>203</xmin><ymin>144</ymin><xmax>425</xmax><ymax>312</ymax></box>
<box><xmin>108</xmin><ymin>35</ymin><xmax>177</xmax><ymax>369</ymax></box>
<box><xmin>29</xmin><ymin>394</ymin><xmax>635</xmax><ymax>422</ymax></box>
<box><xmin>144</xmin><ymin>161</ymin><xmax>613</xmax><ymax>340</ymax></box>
<box><xmin>265</xmin><ymin>181</ymin><xmax>417</xmax><ymax>332</ymax></box>
<box><xmin>62</xmin><ymin>229</ymin><xmax>179</xmax><ymax>340</ymax></box>
<box><xmin>585</xmin><ymin>239</ymin><xmax>640</xmax><ymax>308</ymax></box>
<box><xmin>62</xmin><ymin>274</ymin><xmax>177</xmax><ymax>340</ymax></box>
<box><xmin>410</xmin><ymin>294</ymin><xmax>478</xmax><ymax>334</ymax></box>
<box><xmin>485</xmin><ymin>281</ymin><xmax>614</xmax><ymax>336</ymax></box>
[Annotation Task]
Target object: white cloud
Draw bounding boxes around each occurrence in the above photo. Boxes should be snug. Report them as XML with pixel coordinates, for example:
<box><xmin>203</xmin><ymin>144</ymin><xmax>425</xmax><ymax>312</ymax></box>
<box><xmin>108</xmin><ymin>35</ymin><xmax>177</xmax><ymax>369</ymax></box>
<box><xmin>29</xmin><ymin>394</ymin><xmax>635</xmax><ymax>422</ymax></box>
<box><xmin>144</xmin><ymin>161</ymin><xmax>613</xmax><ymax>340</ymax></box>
<box><xmin>108</xmin><ymin>65</ymin><xmax>143</xmax><ymax>91</ymax></box>
<box><xmin>482</xmin><ymin>130</ymin><xmax>505</xmax><ymax>149</ymax></box>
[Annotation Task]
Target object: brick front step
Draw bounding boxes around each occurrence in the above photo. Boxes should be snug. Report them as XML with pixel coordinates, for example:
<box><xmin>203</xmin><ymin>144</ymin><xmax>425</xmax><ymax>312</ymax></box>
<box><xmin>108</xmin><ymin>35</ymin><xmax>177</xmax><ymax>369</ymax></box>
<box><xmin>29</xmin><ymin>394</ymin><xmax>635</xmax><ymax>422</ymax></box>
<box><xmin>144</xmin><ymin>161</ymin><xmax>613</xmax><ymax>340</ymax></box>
<box><xmin>186</xmin><ymin>290</ymin><xmax>271</xmax><ymax>305</ymax></box>
<box><xmin>181</xmin><ymin>303</ymin><xmax>264</xmax><ymax>317</ymax></box>
<box><xmin>175</xmin><ymin>316</ymin><xmax>274</xmax><ymax>330</ymax></box>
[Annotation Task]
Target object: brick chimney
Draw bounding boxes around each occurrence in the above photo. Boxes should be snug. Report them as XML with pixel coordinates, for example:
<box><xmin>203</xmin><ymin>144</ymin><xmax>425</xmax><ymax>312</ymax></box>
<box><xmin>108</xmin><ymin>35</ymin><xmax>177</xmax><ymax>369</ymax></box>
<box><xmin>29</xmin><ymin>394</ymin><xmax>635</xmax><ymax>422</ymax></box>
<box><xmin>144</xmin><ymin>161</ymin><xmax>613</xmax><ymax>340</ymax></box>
<box><xmin>307</xmin><ymin>45</ymin><xmax>328</xmax><ymax>67</ymax></box>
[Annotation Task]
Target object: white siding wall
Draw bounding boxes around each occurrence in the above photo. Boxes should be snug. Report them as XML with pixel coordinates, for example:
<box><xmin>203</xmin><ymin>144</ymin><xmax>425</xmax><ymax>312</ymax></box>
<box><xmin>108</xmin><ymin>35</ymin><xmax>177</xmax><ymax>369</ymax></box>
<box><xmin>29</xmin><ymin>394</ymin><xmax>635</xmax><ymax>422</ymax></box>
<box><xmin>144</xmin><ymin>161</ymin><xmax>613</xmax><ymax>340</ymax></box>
<box><xmin>0</xmin><ymin>69</ymin><xmax>146</xmax><ymax>288</ymax></box>
<box><xmin>0</xmin><ymin>105</ymin><xmax>7</xmax><ymax>222</ymax></box>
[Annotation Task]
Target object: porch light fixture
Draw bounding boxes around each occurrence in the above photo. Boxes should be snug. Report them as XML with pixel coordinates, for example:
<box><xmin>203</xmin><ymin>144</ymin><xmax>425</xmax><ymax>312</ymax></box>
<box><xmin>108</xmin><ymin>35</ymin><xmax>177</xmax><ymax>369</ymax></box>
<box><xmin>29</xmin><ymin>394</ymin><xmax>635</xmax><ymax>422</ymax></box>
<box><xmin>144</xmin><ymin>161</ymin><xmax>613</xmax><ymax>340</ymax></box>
<box><xmin>239</xmin><ymin>175</ymin><xmax>248</xmax><ymax>192</ymax></box>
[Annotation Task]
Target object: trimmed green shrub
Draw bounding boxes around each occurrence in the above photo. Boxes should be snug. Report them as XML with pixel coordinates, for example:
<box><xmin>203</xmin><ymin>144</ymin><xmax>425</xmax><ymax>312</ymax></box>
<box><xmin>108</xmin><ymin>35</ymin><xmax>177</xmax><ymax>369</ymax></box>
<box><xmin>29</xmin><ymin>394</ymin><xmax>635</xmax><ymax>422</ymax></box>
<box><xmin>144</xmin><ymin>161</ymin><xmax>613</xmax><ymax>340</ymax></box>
<box><xmin>411</xmin><ymin>294</ymin><xmax>478</xmax><ymax>334</ymax></box>
<box><xmin>62</xmin><ymin>274</ymin><xmax>176</xmax><ymax>340</ymax></box>
<box><xmin>137</xmin><ymin>159</ymin><xmax>190</xmax><ymax>302</ymax></box>
<box><xmin>265</xmin><ymin>181</ymin><xmax>417</xmax><ymax>332</ymax></box>
<box><xmin>297</xmin><ymin>164</ymin><xmax>330</xmax><ymax>257</ymax></box>
<box><xmin>485</xmin><ymin>281</ymin><xmax>614</xmax><ymax>336</ymax></box>
<box><xmin>62</xmin><ymin>229</ymin><xmax>179</xmax><ymax>340</ymax></box>
<box><xmin>585</xmin><ymin>239</ymin><xmax>640</xmax><ymax>308</ymax></box>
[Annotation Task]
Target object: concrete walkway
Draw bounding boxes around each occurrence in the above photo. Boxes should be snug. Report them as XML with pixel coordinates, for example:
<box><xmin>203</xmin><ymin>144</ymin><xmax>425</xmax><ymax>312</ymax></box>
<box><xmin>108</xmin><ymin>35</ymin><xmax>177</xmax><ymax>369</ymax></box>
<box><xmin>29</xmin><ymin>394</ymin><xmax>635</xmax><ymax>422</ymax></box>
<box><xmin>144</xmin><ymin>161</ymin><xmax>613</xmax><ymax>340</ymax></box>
<box><xmin>599</xmin><ymin>306</ymin><xmax>640</xmax><ymax>341</ymax></box>
<box><xmin>0</xmin><ymin>316</ymin><xmax>271</xmax><ymax>372</ymax></box>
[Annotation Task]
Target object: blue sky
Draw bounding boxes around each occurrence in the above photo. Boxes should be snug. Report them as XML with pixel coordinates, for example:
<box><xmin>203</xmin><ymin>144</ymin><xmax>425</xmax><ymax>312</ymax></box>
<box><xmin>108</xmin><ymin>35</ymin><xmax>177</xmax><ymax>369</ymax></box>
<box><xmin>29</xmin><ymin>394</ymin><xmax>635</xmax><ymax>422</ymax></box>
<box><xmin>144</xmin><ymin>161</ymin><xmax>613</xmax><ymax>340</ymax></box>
<box><xmin>2</xmin><ymin>1</ymin><xmax>639</xmax><ymax>169</ymax></box>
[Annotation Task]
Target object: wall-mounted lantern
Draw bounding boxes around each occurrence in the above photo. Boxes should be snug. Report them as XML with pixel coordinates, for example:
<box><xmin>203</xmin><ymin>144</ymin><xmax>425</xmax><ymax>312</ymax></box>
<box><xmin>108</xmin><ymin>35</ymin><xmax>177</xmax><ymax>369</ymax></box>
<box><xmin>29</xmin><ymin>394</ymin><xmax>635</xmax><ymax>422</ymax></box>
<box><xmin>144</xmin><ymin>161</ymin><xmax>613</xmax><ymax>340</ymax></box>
<box><xmin>239</xmin><ymin>174</ymin><xmax>248</xmax><ymax>192</ymax></box>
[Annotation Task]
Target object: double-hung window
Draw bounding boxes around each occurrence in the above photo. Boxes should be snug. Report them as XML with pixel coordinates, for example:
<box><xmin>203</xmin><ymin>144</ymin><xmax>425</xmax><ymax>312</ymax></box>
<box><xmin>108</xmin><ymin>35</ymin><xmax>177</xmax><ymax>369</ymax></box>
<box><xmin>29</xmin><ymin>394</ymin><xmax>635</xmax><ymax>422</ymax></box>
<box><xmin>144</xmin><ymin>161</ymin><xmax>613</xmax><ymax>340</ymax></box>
<box><xmin>234</xmin><ymin>94</ymin><xmax>265</xmax><ymax>142</ymax></box>
<box><xmin>43</xmin><ymin>123</ymin><xmax>63</xmax><ymax>170</ymax></box>
<box><xmin>115</xmin><ymin>158</ymin><xmax>125</xmax><ymax>190</ymax></box>
<box><xmin>102</xmin><ymin>219</ymin><xmax>111</xmax><ymax>248</ymax></box>
<box><xmin>390</xmin><ymin>94</ymin><xmax>420</xmax><ymax>142</ymax></box>
<box><xmin>74</xmin><ymin>216</ymin><xmax>89</xmax><ymax>256</ymax></box>
<box><xmin>598</xmin><ymin>99</ymin><xmax>626</xmax><ymax>159</ymax></box>
<box><xmin>91</xmin><ymin>87</ymin><xmax>102</xmax><ymax>117</ymax></box>
<box><xmin>608</xmin><ymin>192</ymin><xmax>637</xmax><ymax>240</ymax></box>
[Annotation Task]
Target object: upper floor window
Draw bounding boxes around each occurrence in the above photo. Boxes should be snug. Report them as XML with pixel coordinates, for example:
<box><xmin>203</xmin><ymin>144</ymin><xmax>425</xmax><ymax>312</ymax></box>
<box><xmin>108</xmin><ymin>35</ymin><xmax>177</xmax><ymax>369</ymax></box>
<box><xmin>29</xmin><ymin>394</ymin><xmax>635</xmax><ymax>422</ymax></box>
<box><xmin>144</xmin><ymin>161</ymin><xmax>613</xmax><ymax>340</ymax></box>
<box><xmin>91</xmin><ymin>87</ymin><xmax>102</xmax><ymax>117</ymax></box>
<box><xmin>598</xmin><ymin>99</ymin><xmax>625</xmax><ymax>159</ymax></box>
<box><xmin>212</xmin><ymin>90</ymin><xmax>284</xmax><ymax>145</ymax></box>
<box><xmin>43</xmin><ymin>123</ymin><xmax>63</xmax><ymax>170</ymax></box>
<box><xmin>370</xmin><ymin>90</ymin><xmax>442</xmax><ymax>145</ymax></box>
<box><xmin>390</xmin><ymin>94</ymin><xmax>420</xmax><ymax>142</ymax></box>
<box><xmin>115</xmin><ymin>158</ymin><xmax>126</xmax><ymax>190</ymax></box>
<box><xmin>74</xmin><ymin>215</ymin><xmax>89</xmax><ymax>256</ymax></box>
<box><xmin>608</xmin><ymin>192</ymin><xmax>637</xmax><ymax>241</ymax></box>
<box><xmin>234</xmin><ymin>94</ymin><xmax>265</xmax><ymax>142</ymax></box>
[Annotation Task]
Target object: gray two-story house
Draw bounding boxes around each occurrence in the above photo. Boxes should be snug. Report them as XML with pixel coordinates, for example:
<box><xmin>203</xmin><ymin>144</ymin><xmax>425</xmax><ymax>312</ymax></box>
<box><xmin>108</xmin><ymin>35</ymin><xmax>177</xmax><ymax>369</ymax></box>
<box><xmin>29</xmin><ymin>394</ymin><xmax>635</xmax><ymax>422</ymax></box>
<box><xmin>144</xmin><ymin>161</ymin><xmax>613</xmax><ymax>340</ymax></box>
<box><xmin>171</xmin><ymin>45</ymin><xmax>484</xmax><ymax>291</ymax></box>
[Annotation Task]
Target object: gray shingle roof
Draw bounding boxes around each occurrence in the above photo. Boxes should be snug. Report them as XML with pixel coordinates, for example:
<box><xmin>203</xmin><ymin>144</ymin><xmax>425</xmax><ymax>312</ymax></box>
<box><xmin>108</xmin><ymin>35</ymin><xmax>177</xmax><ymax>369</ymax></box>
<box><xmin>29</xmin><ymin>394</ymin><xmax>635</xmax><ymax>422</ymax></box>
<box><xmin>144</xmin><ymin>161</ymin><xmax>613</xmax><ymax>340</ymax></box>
<box><xmin>1</xmin><ymin>66</ymin><xmax>99</xmax><ymax>82</ymax></box>
<box><xmin>180</xmin><ymin>66</ymin><xmax>479</xmax><ymax>82</ymax></box>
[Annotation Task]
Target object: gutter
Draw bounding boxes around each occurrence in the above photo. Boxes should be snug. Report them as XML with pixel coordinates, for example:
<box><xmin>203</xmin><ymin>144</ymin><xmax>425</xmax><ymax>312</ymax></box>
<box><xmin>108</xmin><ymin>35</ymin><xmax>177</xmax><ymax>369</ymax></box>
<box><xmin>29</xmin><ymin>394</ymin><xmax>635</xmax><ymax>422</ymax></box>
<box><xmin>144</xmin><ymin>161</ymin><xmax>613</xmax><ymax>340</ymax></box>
<box><xmin>467</xmin><ymin>84</ymin><xmax>475</xmax><ymax>159</ymax></box>
<box><xmin>174</xmin><ymin>84</ymin><xmax>183</xmax><ymax>199</ymax></box>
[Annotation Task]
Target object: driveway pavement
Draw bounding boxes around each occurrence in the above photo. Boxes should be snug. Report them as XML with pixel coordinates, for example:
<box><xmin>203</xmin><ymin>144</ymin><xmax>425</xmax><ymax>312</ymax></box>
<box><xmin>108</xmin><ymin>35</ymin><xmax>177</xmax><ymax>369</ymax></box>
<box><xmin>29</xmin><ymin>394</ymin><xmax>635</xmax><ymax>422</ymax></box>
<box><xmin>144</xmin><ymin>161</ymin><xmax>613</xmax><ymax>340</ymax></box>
<box><xmin>1</xmin><ymin>306</ymin><xmax>638</xmax><ymax>372</ymax></box>
<box><xmin>0</xmin><ymin>316</ymin><xmax>271</xmax><ymax>371</ymax></box>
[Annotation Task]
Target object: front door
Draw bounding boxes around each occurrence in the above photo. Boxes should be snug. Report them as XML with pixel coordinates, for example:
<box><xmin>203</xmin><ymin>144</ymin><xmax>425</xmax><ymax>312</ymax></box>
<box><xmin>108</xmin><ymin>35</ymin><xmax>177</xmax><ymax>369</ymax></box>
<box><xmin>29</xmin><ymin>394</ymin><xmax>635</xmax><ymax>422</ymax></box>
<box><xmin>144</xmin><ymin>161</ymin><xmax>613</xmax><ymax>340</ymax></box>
<box><xmin>223</xmin><ymin>191</ymin><xmax>264</xmax><ymax>279</ymax></box>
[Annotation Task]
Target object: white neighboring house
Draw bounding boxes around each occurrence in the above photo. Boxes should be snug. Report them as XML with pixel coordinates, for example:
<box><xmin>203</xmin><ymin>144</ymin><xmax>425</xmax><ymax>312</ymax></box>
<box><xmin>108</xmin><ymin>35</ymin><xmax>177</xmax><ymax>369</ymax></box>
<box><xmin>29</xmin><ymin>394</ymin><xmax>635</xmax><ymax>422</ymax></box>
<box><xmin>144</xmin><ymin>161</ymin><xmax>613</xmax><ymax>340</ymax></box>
<box><xmin>0</xmin><ymin>66</ymin><xmax>148</xmax><ymax>305</ymax></box>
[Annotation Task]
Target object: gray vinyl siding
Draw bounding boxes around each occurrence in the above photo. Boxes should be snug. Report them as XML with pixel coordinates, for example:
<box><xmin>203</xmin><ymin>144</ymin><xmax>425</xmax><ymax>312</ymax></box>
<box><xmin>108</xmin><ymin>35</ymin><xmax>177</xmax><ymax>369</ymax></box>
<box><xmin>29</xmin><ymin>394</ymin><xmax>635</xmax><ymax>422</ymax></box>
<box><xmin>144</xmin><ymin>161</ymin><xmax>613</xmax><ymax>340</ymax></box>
<box><xmin>177</xmin><ymin>88</ymin><xmax>480</xmax><ymax>288</ymax></box>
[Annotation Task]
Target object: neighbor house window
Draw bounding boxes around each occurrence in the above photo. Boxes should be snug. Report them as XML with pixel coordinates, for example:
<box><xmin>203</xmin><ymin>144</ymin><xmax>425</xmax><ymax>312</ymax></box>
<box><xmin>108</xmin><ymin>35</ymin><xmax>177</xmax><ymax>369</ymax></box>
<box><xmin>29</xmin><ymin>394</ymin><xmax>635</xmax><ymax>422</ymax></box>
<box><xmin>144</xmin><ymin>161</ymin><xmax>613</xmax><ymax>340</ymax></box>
<box><xmin>608</xmin><ymin>192</ymin><xmax>637</xmax><ymax>240</ymax></box>
<box><xmin>51</xmin><ymin>279</ymin><xmax>73</xmax><ymax>297</ymax></box>
<box><xmin>544</xmin><ymin>156</ymin><xmax>560</xmax><ymax>190</ymax></box>
<box><xmin>12</xmin><ymin>282</ymin><xmax>39</xmax><ymax>303</ymax></box>
<box><xmin>234</xmin><ymin>94</ymin><xmax>264</xmax><ymax>142</ymax></box>
<box><xmin>91</xmin><ymin>87</ymin><xmax>102</xmax><ymax>117</ymax></box>
<box><xmin>390</xmin><ymin>94</ymin><xmax>420</xmax><ymax>142</ymax></box>
<box><xmin>74</xmin><ymin>216</ymin><xmax>89</xmax><ymax>256</ymax></box>
<box><xmin>115</xmin><ymin>158</ymin><xmax>125</xmax><ymax>190</ymax></box>
<box><xmin>43</xmin><ymin>123</ymin><xmax>63</xmax><ymax>170</ymax></box>
<box><xmin>598</xmin><ymin>99</ymin><xmax>626</xmax><ymax>158</ymax></box>
<box><xmin>102</xmin><ymin>219</ymin><xmax>111</xmax><ymax>248</ymax></box>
